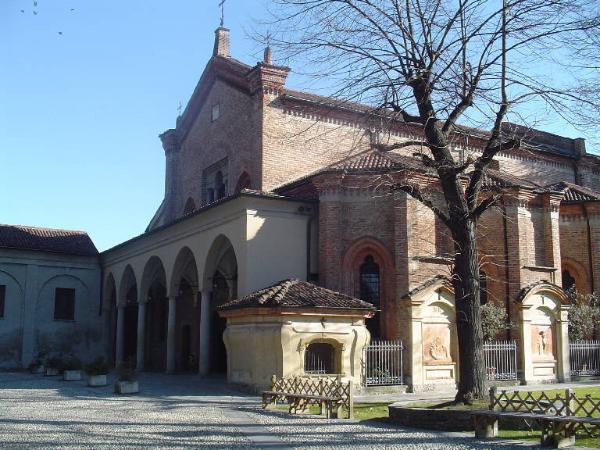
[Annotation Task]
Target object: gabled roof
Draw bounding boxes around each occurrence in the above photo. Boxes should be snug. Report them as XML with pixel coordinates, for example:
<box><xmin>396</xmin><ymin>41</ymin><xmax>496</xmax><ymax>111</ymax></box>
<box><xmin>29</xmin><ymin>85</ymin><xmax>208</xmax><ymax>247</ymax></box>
<box><xmin>217</xmin><ymin>279</ymin><xmax>376</xmax><ymax>311</ymax></box>
<box><xmin>0</xmin><ymin>224</ymin><xmax>98</xmax><ymax>256</ymax></box>
<box><xmin>546</xmin><ymin>181</ymin><xmax>600</xmax><ymax>202</ymax></box>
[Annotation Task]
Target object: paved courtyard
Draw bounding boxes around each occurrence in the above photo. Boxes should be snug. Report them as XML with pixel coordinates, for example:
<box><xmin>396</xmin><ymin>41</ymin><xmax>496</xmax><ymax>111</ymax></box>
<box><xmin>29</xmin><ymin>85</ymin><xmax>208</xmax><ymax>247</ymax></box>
<box><xmin>0</xmin><ymin>372</ymin><xmax>549</xmax><ymax>449</ymax></box>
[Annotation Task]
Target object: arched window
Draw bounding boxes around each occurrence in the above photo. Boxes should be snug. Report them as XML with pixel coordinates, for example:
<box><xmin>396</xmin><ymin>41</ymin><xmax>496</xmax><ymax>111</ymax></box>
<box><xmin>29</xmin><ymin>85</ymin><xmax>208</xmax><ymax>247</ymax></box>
<box><xmin>304</xmin><ymin>342</ymin><xmax>335</xmax><ymax>374</ymax></box>
<box><xmin>215</xmin><ymin>171</ymin><xmax>226</xmax><ymax>200</ymax></box>
<box><xmin>235</xmin><ymin>172</ymin><xmax>251</xmax><ymax>193</ymax></box>
<box><xmin>360</xmin><ymin>255</ymin><xmax>381</xmax><ymax>338</ymax></box>
<box><xmin>562</xmin><ymin>270</ymin><xmax>576</xmax><ymax>292</ymax></box>
<box><xmin>360</xmin><ymin>255</ymin><xmax>380</xmax><ymax>306</ymax></box>
<box><xmin>479</xmin><ymin>270</ymin><xmax>488</xmax><ymax>305</ymax></box>
<box><xmin>183</xmin><ymin>197</ymin><xmax>196</xmax><ymax>215</ymax></box>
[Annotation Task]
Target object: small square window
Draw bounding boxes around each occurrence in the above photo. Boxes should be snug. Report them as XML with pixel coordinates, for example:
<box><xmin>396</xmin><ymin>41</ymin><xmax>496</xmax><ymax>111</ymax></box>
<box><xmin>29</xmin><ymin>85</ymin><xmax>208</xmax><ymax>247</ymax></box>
<box><xmin>54</xmin><ymin>288</ymin><xmax>75</xmax><ymax>321</ymax></box>
<box><xmin>0</xmin><ymin>285</ymin><xmax>5</xmax><ymax>318</ymax></box>
<box><xmin>211</xmin><ymin>103</ymin><xmax>220</xmax><ymax>122</ymax></box>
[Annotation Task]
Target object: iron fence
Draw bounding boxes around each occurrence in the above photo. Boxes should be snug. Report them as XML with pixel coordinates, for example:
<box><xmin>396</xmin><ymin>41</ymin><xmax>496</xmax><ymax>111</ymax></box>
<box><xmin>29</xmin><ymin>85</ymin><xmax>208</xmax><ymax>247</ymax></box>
<box><xmin>363</xmin><ymin>339</ymin><xmax>404</xmax><ymax>386</ymax></box>
<box><xmin>483</xmin><ymin>340</ymin><xmax>518</xmax><ymax>381</ymax></box>
<box><xmin>570</xmin><ymin>340</ymin><xmax>600</xmax><ymax>377</ymax></box>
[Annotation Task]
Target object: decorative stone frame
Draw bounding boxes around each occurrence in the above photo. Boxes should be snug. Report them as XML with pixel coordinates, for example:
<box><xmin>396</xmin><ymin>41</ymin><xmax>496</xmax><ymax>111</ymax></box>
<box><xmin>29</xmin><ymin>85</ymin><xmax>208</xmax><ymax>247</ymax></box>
<box><xmin>516</xmin><ymin>283</ymin><xmax>570</xmax><ymax>384</ymax></box>
<box><xmin>341</xmin><ymin>237</ymin><xmax>396</xmax><ymax>339</ymax></box>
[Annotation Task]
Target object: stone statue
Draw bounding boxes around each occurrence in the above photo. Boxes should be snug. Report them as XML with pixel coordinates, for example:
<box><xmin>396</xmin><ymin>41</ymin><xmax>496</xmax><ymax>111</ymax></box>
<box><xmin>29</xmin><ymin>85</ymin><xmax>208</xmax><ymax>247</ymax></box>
<box><xmin>429</xmin><ymin>336</ymin><xmax>449</xmax><ymax>360</ymax></box>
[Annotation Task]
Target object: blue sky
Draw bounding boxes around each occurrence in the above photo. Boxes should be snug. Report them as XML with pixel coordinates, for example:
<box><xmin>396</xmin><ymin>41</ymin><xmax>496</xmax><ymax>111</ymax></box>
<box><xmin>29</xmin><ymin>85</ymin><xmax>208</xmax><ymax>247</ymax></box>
<box><xmin>1</xmin><ymin>0</ymin><xmax>596</xmax><ymax>251</ymax></box>
<box><xmin>1</xmin><ymin>0</ymin><xmax>268</xmax><ymax>251</ymax></box>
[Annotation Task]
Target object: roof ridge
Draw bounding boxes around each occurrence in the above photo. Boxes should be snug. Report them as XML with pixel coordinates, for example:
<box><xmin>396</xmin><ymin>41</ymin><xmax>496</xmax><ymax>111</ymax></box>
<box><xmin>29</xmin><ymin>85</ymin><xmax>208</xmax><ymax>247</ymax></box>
<box><xmin>0</xmin><ymin>223</ymin><xmax>88</xmax><ymax>234</ymax></box>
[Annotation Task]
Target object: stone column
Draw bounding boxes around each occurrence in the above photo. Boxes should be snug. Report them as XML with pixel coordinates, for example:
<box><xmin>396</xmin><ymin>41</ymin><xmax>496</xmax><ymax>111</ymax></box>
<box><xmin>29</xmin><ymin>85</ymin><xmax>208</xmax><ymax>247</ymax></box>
<box><xmin>199</xmin><ymin>290</ymin><xmax>211</xmax><ymax>376</ymax></box>
<box><xmin>409</xmin><ymin>313</ymin><xmax>424</xmax><ymax>391</ymax></box>
<box><xmin>519</xmin><ymin>305</ymin><xmax>534</xmax><ymax>384</ymax></box>
<box><xmin>115</xmin><ymin>304</ymin><xmax>125</xmax><ymax>367</ymax></box>
<box><xmin>136</xmin><ymin>302</ymin><xmax>146</xmax><ymax>371</ymax></box>
<box><xmin>556</xmin><ymin>306</ymin><xmax>571</xmax><ymax>382</ymax></box>
<box><xmin>166</xmin><ymin>296</ymin><xmax>177</xmax><ymax>373</ymax></box>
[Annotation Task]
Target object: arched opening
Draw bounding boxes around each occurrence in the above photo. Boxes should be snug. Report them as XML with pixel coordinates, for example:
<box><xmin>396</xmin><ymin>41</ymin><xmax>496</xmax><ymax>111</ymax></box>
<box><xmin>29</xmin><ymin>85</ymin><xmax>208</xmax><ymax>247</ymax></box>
<box><xmin>118</xmin><ymin>266</ymin><xmax>138</xmax><ymax>366</ymax></box>
<box><xmin>234</xmin><ymin>171</ymin><xmax>251</xmax><ymax>193</ymax></box>
<box><xmin>562</xmin><ymin>270</ymin><xmax>576</xmax><ymax>292</ymax></box>
<box><xmin>170</xmin><ymin>247</ymin><xmax>200</xmax><ymax>373</ymax></box>
<box><xmin>360</xmin><ymin>255</ymin><xmax>381</xmax><ymax>338</ymax></box>
<box><xmin>304</xmin><ymin>342</ymin><xmax>337</xmax><ymax>374</ymax></box>
<box><xmin>204</xmin><ymin>235</ymin><xmax>238</xmax><ymax>374</ymax></box>
<box><xmin>183</xmin><ymin>197</ymin><xmax>196</xmax><ymax>215</ymax></box>
<box><xmin>140</xmin><ymin>256</ymin><xmax>168</xmax><ymax>371</ymax></box>
<box><xmin>561</xmin><ymin>258</ymin><xmax>589</xmax><ymax>294</ymax></box>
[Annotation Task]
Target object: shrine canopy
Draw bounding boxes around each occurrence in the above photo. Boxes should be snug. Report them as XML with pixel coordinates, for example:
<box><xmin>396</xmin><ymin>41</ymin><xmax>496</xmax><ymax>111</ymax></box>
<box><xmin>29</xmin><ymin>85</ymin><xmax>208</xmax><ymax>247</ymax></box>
<box><xmin>218</xmin><ymin>279</ymin><xmax>374</xmax><ymax>390</ymax></box>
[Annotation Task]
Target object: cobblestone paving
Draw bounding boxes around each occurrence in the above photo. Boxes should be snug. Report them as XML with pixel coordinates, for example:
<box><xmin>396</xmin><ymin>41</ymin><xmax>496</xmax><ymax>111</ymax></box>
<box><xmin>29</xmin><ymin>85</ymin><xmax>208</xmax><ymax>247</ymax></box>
<box><xmin>0</xmin><ymin>372</ymin><xmax>551</xmax><ymax>449</ymax></box>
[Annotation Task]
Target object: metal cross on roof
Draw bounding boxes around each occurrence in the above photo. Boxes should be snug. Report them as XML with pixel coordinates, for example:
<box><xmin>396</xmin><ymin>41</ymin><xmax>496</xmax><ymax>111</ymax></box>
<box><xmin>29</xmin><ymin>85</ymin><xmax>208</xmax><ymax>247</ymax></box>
<box><xmin>219</xmin><ymin>0</ymin><xmax>226</xmax><ymax>27</ymax></box>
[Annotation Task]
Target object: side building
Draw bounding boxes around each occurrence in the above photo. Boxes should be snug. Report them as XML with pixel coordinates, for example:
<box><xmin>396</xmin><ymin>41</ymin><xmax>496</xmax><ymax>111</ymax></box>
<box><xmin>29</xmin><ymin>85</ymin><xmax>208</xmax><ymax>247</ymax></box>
<box><xmin>0</xmin><ymin>224</ymin><xmax>102</xmax><ymax>368</ymax></box>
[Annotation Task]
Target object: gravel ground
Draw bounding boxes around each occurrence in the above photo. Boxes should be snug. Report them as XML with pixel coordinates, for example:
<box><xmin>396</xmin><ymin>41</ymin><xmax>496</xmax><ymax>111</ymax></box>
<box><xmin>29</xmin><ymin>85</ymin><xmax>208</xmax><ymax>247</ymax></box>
<box><xmin>0</xmin><ymin>372</ymin><xmax>551</xmax><ymax>449</ymax></box>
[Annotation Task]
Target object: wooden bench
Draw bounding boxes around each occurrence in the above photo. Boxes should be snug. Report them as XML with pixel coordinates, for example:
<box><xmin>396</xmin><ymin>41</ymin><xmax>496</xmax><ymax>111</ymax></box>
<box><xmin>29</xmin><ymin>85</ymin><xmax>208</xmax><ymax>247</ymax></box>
<box><xmin>472</xmin><ymin>387</ymin><xmax>600</xmax><ymax>448</ymax></box>
<box><xmin>262</xmin><ymin>375</ymin><xmax>353</xmax><ymax>419</ymax></box>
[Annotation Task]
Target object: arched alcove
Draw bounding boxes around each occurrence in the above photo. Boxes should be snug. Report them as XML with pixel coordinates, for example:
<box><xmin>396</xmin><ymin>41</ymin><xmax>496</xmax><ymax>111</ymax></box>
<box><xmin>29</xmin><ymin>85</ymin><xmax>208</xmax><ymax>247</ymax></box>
<box><xmin>517</xmin><ymin>283</ymin><xmax>570</xmax><ymax>383</ymax></box>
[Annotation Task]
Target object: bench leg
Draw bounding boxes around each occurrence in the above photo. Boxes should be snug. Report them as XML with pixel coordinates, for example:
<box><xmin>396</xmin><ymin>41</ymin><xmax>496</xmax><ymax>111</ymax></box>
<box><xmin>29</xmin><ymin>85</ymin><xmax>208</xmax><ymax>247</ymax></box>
<box><xmin>473</xmin><ymin>416</ymin><xmax>498</xmax><ymax>439</ymax></box>
<box><xmin>541</xmin><ymin>421</ymin><xmax>576</xmax><ymax>448</ymax></box>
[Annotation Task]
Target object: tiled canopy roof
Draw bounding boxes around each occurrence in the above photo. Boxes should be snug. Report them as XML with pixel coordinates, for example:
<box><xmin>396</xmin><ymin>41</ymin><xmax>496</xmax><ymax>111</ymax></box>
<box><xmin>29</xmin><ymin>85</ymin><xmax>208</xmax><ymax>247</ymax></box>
<box><xmin>329</xmin><ymin>150</ymin><xmax>427</xmax><ymax>173</ymax></box>
<box><xmin>217</xmin><ymin>279</ymin><xmax>376</xmax><ymax>311</ymax></box>
<box><xmin>482</xmin><ymin>169</ymin><xmax>543</xmax><ymax>190</ymax></box>
<box><xmin>0</xmin><ymin>224</ymin><xmax>98</xmax><ymax>256</ymax></box>
<box><xmin>546</xmin><ymin>181</ymin><xmax>600</xmax><ymax>202</ymax></box>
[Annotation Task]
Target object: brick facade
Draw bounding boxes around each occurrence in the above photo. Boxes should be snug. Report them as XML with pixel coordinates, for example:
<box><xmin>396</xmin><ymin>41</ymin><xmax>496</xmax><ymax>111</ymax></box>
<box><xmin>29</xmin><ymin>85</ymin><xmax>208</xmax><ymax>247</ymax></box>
<box><xmin>149</xmin><ymin>28</ymin><xmax>600</xmax><ymax>343</ymax></box>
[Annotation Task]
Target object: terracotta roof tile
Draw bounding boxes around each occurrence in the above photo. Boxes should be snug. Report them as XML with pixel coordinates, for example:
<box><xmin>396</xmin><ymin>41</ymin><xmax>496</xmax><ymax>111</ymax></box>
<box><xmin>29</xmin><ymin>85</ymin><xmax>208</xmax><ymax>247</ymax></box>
<box><xmin>217</xmin><ymin>279</ymin><xmax>376</xmax><ymax>311</ymax></box>
<box><xmin>546</xmin><ymin>181</ymin><xmax>600</xmax><ymax>202</ymax></box>
<box><xmin>0</xmin><ymin>224</ymin><xmax>98</xmax><ymax>256</ymax></box>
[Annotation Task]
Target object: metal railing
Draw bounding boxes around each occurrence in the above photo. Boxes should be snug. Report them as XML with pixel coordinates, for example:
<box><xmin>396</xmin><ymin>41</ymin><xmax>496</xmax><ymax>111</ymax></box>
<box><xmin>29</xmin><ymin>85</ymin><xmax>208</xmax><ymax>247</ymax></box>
<box><xmin>570</xmin><ymin>340</ymin><xmax>600</xmax><ymax>377</ymax></box>
<box><xmin>363</xmin><ymin>339</ymin><xmax>404</xmax><ymax>386</ymax></box>
<box><xmin>304</xmin><ymin>343</ymin><xmax>334</xmax><ymax>374</ymax></box>
<box><xmin>483</xmin><ymin>340</ymin><xmax>518</xmax><ymax>381</ymax></box>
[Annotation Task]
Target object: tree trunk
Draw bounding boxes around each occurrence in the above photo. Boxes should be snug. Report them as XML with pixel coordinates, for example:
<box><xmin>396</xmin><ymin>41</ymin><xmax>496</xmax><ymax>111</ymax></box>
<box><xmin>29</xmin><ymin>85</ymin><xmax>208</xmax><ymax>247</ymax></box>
<box><xmin>450</xmin><ymin>216</ymin><xmax>487</xmax><ymax>403</ymax></box>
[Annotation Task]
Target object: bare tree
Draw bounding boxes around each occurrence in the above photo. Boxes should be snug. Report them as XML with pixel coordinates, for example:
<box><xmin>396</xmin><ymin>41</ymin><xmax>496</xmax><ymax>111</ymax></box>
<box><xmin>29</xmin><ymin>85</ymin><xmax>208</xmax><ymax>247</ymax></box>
<box><xmin>266</xmin><ymin>0</ymin><xmax>600</xmax><ymax>402</ymax></box>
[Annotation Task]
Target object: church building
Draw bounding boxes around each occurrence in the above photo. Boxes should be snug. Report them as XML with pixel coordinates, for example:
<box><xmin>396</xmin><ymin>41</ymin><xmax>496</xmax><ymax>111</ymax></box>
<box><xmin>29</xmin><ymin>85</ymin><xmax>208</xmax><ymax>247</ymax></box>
<box><xmin>3</xmin><ymin>26</ymin><xmax>600</xmax><ymax>392</ymax></box>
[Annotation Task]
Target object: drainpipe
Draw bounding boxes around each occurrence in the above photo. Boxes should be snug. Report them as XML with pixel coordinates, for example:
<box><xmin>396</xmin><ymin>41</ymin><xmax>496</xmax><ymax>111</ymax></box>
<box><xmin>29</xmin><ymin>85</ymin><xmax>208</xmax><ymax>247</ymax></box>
<box><xmin>502</xmin><ymin>197</ymin><xmax>512</xmax><ymax>339</ymax></box>
<box><xmin>582</xmin><ymin>203</ymin><xmax>595</xmax><ymax>293</ymax></box>
<box><xmin>306</xmin><ymin>208</ymin><xmax>315</xmax><ymax>282</ymax></box>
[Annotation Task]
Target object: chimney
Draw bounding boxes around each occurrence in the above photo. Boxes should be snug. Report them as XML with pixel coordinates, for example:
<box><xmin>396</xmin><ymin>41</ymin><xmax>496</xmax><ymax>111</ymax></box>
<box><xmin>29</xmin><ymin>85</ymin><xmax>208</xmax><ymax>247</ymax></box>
<box><xmin>264</xmin><ymin>46</ymin><xmax>273</xmax><ymax>65</ymax></box>
<box><xmin>574</xmin><ymin>137</ymin><xmax>586</xmax><ymax>158</ymax></box>
<box><xmin>213</xmin><ymin>27</ymin><xmax>230</xmax><ymax>57</ymax></box>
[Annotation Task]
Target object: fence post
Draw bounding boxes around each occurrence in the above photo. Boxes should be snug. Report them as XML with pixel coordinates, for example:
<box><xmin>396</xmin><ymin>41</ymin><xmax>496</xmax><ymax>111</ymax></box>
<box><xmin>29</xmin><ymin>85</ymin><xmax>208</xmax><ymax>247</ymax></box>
<box><xmin>565</xmin><ymin>388</ymin><xmax>573</xmax><ymax>416</ymax></box>
<box><xmin>348</xmin><ymin>380</ymin><xmax>354</xmax><ymax>419</ymax></box>
<box><xmin>489</xmin><ymin>386</ymin><xmax>497</xmax><ymax>410</ymax></box>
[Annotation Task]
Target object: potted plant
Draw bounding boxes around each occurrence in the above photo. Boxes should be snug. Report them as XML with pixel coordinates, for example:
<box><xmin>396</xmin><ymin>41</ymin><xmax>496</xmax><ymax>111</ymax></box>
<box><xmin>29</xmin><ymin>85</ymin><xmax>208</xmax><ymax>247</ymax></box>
<box><xmin>85</xmin><ymin>357</ymin><xmax>110</xmax><ymax>387</ymax></box>
<box><xmin>62</xmin><ymin>355</ymin><xmax>83</xmax><ymax>381</ymax></box>
<box><xmin>44</xmin><ymin>356</ymin><xmax>62</xmax><ymax>376</ymax></box>
<box><xmin>114</xmin><ymin>361</ymin><xmax>138</xmax><ymax>394</ymax></box>
<box><xmin>28</xmin><ymin>352</ymin><xmax>46</xmax><ymax>374</ymax></box>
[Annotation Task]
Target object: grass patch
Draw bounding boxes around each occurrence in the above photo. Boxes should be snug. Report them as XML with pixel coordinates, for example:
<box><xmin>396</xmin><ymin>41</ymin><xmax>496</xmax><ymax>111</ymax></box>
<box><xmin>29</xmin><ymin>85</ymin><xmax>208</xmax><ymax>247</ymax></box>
<box><xmin>396</xmin><ymin>386</ymin><xmax>600</xmax><ymax>448</ymax></box>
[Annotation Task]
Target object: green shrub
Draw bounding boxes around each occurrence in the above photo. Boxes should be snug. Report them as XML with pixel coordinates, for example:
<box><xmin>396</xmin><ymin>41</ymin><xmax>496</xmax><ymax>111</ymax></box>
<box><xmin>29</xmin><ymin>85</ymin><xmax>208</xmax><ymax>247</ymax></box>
<box><xmin>85</xmin><ymin>357</ymin><xmax>110</xmax><ymax>375</ymax></box>
<box><xmin>117</xmin><ymin>358</ymin><xmax>137</xmax><ymax>381</ymax></box>
<box><xmin>481</xmin><ymin>302</ymin><xmax>514</xmax><ymax>341</ymax></box>
<box><xmin>567</xmin><ymin>289</ymin><xmax>600</xmax><ymax>341</ymax></box>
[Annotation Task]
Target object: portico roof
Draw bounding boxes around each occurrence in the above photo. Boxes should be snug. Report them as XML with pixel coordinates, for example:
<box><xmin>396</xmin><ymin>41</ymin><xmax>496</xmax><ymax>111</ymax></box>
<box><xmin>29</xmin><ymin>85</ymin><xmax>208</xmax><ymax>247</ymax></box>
<box><xmin>217</xmin><ymin>279</ymin><xmax>375</xmax><ymax>311</ymax></box>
